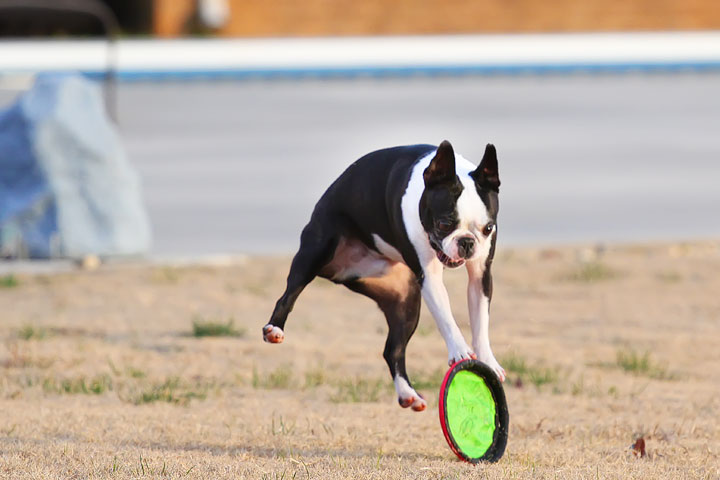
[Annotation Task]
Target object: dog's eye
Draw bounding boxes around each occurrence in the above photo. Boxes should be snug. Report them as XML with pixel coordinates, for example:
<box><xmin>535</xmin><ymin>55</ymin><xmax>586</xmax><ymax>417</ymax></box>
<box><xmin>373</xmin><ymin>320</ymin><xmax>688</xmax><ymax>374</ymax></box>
<box><xmin>436</xmin><ymin>220</ymin><xmax>453</xmax><ymax>233</ymax></box>
<box><xmin>483</xmin><ymin>222</ymin><xmax>495</xmax><ymax>236</ymax></box>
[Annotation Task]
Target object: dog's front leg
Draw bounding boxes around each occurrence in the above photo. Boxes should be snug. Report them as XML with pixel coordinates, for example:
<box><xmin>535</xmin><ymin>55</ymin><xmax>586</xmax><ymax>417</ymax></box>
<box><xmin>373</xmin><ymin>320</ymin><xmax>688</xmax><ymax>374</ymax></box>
<box><xmin>421</xmin><ymin>261</ymin><xmax>476</xmax><ymax>366</ymax></box>
<box><xmin>467</xmin><ymin>260</ymin><xmax>505</xmax><ymax>381</ymax></box>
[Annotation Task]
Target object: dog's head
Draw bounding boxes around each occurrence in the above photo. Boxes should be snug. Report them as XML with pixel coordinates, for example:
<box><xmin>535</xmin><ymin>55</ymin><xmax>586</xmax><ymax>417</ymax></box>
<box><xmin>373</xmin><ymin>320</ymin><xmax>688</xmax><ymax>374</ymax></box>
<box><xmin>419</xmin><ymin>140</ymin><xmax>500</xmax><ymax>268</ymax></box>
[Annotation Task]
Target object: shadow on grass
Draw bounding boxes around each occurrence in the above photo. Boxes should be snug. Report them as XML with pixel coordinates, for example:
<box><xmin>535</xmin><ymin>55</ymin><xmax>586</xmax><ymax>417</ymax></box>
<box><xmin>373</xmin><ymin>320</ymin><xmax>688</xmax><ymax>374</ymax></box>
<box><xmin>114</xmin><ymin>439</ymin><xmax>449</xmax><ymax>463</ymax></box>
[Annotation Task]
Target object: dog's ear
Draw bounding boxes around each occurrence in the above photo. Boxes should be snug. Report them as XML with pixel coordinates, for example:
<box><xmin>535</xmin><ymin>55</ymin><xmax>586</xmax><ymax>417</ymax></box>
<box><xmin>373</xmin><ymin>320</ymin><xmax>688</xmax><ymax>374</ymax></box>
<box><xmin>471</xmin><ymin>143</ymin><xmax>500</xmax><ymax>192</ymax></box>
<box><xmin>423</xmin><ymin>140</ymin><xmax>457</xmax><ymax>188</ymax></box>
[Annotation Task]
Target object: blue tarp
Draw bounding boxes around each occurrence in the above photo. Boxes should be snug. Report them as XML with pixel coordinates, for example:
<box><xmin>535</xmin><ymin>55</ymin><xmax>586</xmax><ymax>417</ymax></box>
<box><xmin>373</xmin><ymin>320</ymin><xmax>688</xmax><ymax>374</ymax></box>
<box><xmin>0</xmin><ymin>74</ymin><xmax>150</xmax><ymax>259</ymax></box>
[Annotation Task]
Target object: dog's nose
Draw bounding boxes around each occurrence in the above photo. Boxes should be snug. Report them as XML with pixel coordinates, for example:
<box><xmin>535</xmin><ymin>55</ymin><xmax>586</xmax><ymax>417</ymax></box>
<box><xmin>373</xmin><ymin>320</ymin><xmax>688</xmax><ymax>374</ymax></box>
<box><xmin>457</xmin><ymin>236</ymin><xmax>475</xmax><ymax>259</ymax></box>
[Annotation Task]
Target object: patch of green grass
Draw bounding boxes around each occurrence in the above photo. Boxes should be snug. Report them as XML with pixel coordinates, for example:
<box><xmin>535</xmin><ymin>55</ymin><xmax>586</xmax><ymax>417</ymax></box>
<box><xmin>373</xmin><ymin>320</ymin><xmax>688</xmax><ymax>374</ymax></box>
<box><xmin>303</xmin><ymin>365</ymin><xmax>326</xmax><ymax>388</ymax></box>
<box><xmin>191</xmin><ymin>316</ymin><xmax>245</xmax><ymax>338</ymax></box>
<box><xmin>126</xmin><ymin>367</ymin><xmax>146</xmax><ymax>379</ymax></box>
<box><xmin>568</xmin><ymin>375</ymin><xmax>608</xmax><ymax>398</ymax></box>
<box><xmin>17</xmin><ymin>324</ymin><xmax>48</xmax><ymax>341</ymax></box>
<box><xmin>528</xmin><ymin>366</ymin><xmax>560</xmax><ymax>388</ymax></box>
<box><xmin>330</xmin><ymin>377</ymin><xmax>384</xmax><ymax>403</ymax></box>
<box><xmin>501</xmin><ymin>352</ymin><xmax>529</xmax><ymax>376</ymax></box>
<box><xmin>105</xmin><ymin>360</ymin><xmax>145</xmax><ymax>379</ymax></box>
<box><xmin>616</xmin><ymin>348</ymin><xmax>674</xmax><ymax>380</ymax></box>
<box><xmin>43</xmin><ymin>374</ymin><xmax>112</xmax><ymax>395</ymax></box>
<box><xmin>0</xmin><ymin>274</ymin><xmax>19</xmax><ymax>288</ymax></box>
<box><xmin>411</xmin><ymin>368</ymin><xmax>445</xmax><ymax>391</ymax></box>
<box><xmin>571</xmin><ymin>375</ymin><xmax>585</xmax><ymax>396</ymax></box>
<box><xmin>30</xmin><ymin>368</ymin><xmax>213</xmax><ymax>405</ymax></box>
<box><xmin>500</xmin><ymin>352</ymin><xmax>561</xmax><ymax>389</ymax></box>
<box><xmin>270</xmin><ymin>414</ymin><xmax>296</xmax><ymax>436</ymax></box>
<box><xmin>133</xmin><ymin>377</ymin><xmax>208</xmax><ymax>405</ymax></box>
<box><xmin>563</xmin><ymin>262</ymin><xmax>619</xmax><ymax>283</ymax></box>
<box><xmin>253</xmin><ymin>364</ymin><xmax>294</xmax><ymax>389</ymax></box>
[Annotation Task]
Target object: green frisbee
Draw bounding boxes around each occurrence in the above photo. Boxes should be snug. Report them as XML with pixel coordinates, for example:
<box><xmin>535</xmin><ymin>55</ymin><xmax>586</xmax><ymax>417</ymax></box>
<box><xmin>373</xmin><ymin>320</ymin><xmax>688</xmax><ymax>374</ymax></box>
<box><xmin>438</xmin><ymin>359</ymin><xmax>509</xmax><ymax>463</ymax></box>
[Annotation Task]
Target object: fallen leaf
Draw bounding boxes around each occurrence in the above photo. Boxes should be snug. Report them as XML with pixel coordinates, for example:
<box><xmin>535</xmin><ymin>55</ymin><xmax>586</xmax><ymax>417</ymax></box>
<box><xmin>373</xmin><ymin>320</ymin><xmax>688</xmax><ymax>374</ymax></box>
<box><xmin>631</xmin><ymin>436</ymin><xmax>646</xmax><ymax>458</ymax></box>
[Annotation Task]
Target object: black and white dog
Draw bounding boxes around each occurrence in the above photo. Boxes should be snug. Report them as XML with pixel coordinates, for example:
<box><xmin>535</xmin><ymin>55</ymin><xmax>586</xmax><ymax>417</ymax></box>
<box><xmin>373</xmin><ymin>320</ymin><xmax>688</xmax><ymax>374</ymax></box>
<box><xmin>263</xmin><ymin>141</ymin><xmax>505</xmax><ymax>412</ymax></box>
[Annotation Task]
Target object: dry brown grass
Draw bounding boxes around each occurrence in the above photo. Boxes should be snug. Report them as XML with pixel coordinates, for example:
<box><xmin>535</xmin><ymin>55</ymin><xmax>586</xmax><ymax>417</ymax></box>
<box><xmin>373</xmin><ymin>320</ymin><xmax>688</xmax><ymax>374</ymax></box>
<box><xmin>1</xmin><ymin>241</ymin><xmax>719</xmax><ymax>479</ymax></box>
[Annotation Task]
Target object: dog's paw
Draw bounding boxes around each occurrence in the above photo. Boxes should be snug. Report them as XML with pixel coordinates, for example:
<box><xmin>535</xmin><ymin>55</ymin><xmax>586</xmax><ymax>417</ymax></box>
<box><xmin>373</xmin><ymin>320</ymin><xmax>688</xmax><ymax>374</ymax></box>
<box><xmin>447</xmin><ymin>343</ymin><xmax>477</xmax><ymax>366</ymax></box>
<box><xmin>262</xmin><ymin>324</ymin><xmax>284</xmax><ymax>343</ymax></box>
<box><xmin>399</xmin><ymin>394</ymin><xmax>427</xmax><ymax>412</ymax></box>
<box><xmin>479</xmin><ymin>354</ymin><xmax>506</xmax><ymax>382</ymax></box>
<box><xmin>394</xmin><ymin>376</ymin><xmax>426</xmax><ymax>412</ymax></box>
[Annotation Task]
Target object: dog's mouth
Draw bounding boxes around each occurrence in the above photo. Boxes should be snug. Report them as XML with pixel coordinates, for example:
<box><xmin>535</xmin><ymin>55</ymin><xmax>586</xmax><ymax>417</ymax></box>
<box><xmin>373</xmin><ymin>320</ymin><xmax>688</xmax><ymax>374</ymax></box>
<box><xmin>436</xmin><ymin>250</ymin><xmax>465</xmax><ymax>268</ymax></box>
<box><xmin>431</xmin><ymin>242</ymin><xmax>465</xmax><ymax>268</ymax></box>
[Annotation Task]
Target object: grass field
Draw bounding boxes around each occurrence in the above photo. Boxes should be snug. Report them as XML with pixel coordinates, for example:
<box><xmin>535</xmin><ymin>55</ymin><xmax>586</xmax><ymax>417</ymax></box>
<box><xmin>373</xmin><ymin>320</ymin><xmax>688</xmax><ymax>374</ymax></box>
<box><xmin>1</xmin><ymin>241</ymin><xmax>719</xmax><ymax>479</ymax></box>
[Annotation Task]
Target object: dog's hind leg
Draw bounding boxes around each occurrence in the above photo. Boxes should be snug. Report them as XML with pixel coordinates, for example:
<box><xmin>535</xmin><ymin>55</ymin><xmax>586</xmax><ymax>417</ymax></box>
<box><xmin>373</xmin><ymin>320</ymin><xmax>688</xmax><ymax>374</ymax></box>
<box><xmin>264</xmin><ymin>221</ymin><xmax>338</xmax><ymax>343</ymax></box>
<box><xmin>344</xmin><ymin>263</ymin><xmax>426</xmax><ymax>411</ymax></box>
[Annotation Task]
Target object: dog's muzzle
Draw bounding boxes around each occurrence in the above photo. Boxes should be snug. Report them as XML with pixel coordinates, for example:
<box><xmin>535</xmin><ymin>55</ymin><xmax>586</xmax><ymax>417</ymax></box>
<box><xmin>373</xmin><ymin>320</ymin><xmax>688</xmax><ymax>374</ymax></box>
<box><xmin>431</xmin><ymin>240</ymin><xmax>465</xmax><ymax>268</ymax></box>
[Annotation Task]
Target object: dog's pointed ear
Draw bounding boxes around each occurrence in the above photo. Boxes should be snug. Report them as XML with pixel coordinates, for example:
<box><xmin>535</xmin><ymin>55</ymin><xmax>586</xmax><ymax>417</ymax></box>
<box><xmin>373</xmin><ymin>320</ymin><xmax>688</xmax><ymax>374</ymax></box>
<box><xmin>471</xmin><ymin>143</ymin><xmax>500</xmax><ymax>192</ymax></box>
<box><xmin>423</xmin><ymin>140</ymin><xmax>457</xmax><ymax>188</ymax></box>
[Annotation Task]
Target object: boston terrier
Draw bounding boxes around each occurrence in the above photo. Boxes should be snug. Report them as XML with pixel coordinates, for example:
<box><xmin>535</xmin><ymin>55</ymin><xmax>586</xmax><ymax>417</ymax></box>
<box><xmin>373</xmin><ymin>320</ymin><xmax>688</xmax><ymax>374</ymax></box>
<box><xmin>263</xmin><ymin>140</ymin><xmax>504</xmax><ymax>412</ymax></box>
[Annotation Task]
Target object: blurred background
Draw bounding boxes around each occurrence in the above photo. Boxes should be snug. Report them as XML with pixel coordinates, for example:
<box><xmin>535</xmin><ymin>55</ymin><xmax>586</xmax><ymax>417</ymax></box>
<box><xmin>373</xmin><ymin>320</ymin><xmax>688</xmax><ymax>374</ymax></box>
<box><xmin>1</xmin><ymin>0</ymin><xmax>719</xmax><ymax>261</ymax></box>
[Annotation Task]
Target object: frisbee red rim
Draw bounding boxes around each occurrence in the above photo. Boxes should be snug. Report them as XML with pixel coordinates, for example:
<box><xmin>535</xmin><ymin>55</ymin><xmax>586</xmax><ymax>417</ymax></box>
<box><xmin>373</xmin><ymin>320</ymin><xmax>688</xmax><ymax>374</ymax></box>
<box><xmin>438</xmin><ymin>359</ymin><xmax>509</xmax><ymax>464</ymax></box>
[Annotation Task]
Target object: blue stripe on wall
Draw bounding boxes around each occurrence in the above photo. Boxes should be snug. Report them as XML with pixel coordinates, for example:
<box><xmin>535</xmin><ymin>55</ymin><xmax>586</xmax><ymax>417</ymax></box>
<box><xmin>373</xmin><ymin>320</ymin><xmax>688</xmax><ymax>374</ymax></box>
<box><xmin>72</xmin><ymin>61</ymin><xmax>720</xmax><ymax>82</ymax></box>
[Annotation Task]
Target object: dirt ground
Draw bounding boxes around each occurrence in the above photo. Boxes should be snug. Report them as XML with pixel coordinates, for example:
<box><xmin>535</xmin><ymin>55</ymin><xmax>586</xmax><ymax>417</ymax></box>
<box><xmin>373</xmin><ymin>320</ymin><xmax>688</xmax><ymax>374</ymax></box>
<box><xmin>1</xmin><ymin>241</ymin><xmax>719</xmax><ymax>479</ymax></box>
